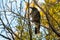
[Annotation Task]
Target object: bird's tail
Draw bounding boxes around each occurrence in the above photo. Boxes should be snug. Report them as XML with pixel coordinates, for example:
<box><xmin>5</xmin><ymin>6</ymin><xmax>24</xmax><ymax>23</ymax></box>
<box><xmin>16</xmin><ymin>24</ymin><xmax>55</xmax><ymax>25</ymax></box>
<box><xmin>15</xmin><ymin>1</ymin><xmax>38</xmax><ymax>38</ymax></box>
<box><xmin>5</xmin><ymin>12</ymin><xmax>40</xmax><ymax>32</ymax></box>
<box><xmin>35</xmin><ymin>24</ymin><xmax>40</xmax><ymax>34</ymax></box>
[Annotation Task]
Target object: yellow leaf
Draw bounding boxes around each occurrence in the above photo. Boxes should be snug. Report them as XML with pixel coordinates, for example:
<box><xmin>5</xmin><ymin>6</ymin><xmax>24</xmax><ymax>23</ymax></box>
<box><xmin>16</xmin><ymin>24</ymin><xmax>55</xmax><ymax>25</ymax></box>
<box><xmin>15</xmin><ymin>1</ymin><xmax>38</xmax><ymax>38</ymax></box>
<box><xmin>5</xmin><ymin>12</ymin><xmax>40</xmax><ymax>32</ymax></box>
<box><xmin>30</xmin><ymin>1</ymin><xmax>35</xmax><ymax>7</ymax></box>
<box><xmin>49</xmin><ymin>0</ymin><xmax>56</xmax><ymax>3</ymax></box>
<box><xmin>45</xmin><ymin>0</ymin><xmax>56</xmax><ymax>3</ymax></box>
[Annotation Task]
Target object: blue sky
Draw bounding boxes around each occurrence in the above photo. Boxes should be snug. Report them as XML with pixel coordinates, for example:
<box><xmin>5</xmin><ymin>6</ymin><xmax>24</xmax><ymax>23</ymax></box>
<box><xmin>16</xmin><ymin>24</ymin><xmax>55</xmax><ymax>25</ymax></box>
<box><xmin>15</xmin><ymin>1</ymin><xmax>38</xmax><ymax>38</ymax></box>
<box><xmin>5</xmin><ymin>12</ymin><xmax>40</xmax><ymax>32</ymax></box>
<box><xmin>0</xmin><ymin>0</ymin><xmax>26</xmax><ymax>40</ymax></box>
<box><xmin>0</xmin><ymin>0</ymin><xmax>18</xmax><ymax>40</ymax></box>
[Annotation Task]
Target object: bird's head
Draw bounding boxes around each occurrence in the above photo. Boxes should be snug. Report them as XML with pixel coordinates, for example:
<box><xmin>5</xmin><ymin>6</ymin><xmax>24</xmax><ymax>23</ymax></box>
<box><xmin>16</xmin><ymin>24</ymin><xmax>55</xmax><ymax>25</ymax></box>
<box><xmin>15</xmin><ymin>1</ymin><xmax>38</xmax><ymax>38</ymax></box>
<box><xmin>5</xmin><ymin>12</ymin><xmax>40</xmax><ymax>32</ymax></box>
<box><xmin>29</xmin><ymin>7</ymin><xmax>37</xmax><ymax>11</ymax></box>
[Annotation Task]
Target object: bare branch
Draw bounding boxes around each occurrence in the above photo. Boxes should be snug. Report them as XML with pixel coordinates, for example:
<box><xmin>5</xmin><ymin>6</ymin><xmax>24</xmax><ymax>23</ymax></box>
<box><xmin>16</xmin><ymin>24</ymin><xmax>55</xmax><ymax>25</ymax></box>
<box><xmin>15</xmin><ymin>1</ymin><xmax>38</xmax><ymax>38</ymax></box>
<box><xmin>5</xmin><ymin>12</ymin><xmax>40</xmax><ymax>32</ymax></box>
<box><xmin>28</xmin><ymin>0</ymin><xmax>32</xmax><ymax>40</ymax></box>
<box><xmin>0</xmin><ymin>34</ymin><xmax>11</xmax><ymax>40</ymax></box>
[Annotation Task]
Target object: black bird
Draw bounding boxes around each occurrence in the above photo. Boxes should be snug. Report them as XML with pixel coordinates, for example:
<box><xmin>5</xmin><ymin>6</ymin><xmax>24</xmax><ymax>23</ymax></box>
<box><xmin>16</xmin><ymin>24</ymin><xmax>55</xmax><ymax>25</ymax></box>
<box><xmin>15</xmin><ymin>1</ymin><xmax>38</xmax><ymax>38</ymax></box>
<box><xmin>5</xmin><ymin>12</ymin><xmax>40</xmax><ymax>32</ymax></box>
<box><xmin>29</xmin><ymin>7</ymin><xmax>40</xmax><ymax>34</ymax></box>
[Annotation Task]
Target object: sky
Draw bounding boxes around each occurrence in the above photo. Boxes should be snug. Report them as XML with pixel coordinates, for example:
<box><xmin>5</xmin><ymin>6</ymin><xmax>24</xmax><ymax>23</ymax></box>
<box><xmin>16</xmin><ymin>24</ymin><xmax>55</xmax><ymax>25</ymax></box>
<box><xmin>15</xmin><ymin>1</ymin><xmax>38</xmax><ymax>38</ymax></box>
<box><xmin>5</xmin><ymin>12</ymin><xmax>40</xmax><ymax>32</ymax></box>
<box><xmin>0</xmin><ymin>0</ymin><xmax>18</xmax><ymax>40</ymax></box>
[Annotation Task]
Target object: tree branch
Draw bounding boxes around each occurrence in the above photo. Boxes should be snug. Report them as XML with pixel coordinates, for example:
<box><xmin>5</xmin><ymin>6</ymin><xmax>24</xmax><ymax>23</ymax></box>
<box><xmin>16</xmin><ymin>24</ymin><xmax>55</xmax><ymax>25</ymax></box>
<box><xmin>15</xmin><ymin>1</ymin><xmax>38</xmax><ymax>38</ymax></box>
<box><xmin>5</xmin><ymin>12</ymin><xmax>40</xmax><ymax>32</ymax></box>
<box><xmin>28</xmin><ymin>0</ymin><xmax>32</xmax><ymax>40</ymax></box>
<box><xmin>0</xmin><ymin>34</ymin><xmax>11</xmax><ymax>40</ymax></box>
